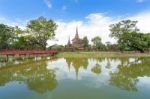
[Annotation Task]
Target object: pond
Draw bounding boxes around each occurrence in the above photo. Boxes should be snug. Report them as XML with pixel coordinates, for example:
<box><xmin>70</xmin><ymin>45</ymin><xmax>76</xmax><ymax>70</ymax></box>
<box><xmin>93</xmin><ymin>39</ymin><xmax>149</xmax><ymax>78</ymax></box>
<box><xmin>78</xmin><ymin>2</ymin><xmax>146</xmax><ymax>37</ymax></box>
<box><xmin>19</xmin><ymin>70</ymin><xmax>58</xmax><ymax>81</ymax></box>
<box><xmin>0</xmin><ymin>57</ymin><xmax>150</xmax><ymax>99</ymax></box>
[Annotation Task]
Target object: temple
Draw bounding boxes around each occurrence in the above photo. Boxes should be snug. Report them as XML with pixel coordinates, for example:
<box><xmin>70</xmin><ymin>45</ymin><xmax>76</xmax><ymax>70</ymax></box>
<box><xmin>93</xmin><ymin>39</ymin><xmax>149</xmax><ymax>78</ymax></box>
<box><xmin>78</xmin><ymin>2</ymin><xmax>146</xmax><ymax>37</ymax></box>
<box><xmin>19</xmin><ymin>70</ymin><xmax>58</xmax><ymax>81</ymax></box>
<box><xmin>65</xmin><ymin>27</ymin><xmax>84</xmax><ymax>51</ymax></box>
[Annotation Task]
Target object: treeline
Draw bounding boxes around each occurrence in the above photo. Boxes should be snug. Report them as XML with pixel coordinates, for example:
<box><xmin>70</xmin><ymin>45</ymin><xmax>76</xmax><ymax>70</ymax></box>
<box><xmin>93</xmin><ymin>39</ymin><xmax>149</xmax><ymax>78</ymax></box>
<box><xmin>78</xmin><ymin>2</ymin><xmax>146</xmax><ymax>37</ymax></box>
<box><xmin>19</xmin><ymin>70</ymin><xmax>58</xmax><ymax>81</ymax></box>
<box><xmin>0</xmin><ymin>17</ymin><xmax>150</xmax><ymax>53</ymax></box>
<box><xmin>48</xmin><ymin>36</ymin><xmax>118</xmax><ymax>51</ymax></box>
<box><xmin>0</xmin><ymin>16</ymin><xmax>57</xmax><ymax>50</ymax></box>
<box><xmin>49</xmin><ymin>20</ymin><xmax>150</xmax><ymax>53</ymax></box>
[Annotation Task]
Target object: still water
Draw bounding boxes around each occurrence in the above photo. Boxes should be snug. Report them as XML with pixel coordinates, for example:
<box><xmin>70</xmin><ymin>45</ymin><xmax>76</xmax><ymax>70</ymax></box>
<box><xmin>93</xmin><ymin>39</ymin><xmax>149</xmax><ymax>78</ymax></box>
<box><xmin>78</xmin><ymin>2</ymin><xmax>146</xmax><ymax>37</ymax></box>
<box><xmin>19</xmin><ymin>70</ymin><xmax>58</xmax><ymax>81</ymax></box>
<box><xmin>0</xmin><ymin>57</ymin><xmax>150</xmax><ymax>99</ymax></box>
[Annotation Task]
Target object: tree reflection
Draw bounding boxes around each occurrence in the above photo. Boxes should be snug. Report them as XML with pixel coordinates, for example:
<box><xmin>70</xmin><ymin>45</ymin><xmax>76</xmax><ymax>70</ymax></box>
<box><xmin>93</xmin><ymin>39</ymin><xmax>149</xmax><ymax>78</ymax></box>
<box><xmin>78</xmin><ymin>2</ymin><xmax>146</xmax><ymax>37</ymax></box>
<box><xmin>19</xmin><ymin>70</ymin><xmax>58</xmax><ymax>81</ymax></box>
<box><xmin>91</xmin><ymin>63</ymin><xmax>101</xmax><ymax>75</ymax></box>
<box><xmin>110</xmin><ymin>58</ymin><xmax>150</xmax><ymax>91</ymax></box>
<box><xmin>0</xmin><ymin>60</ymin><xmax>58</xmax><ymax>94</ymax></box>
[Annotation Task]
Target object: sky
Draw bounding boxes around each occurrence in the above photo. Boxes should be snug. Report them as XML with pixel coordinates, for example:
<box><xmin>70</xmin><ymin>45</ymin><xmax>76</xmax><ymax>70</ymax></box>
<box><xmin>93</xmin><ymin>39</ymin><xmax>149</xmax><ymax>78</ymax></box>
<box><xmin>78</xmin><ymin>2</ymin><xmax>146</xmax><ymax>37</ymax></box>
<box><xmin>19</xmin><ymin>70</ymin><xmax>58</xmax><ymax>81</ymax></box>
<box><xmin>0</xmin><ymin>0</ymin><xmax>150</xmax><ymax>45</ymax></box>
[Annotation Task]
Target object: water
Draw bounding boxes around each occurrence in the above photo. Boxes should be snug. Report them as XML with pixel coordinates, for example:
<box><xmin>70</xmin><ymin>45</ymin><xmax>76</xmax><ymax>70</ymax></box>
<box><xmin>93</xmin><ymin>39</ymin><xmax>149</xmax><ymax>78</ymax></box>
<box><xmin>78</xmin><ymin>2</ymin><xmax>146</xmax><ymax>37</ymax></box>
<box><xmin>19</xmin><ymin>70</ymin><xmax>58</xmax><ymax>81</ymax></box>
<box><xmin>0</xmin><ymin>57</ymin><xmax>150</xmax><ymax>99</ymax></box>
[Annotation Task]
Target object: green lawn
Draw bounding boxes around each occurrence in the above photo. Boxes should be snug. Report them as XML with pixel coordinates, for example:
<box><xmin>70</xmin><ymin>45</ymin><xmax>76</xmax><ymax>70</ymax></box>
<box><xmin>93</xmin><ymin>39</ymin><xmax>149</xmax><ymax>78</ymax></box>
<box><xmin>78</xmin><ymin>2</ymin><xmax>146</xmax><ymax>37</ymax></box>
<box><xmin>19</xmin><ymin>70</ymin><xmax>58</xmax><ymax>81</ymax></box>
<box><xmin>56</xmin><ymin>52</ymin><xmax>150</xmax><ymax>58</ymax></box>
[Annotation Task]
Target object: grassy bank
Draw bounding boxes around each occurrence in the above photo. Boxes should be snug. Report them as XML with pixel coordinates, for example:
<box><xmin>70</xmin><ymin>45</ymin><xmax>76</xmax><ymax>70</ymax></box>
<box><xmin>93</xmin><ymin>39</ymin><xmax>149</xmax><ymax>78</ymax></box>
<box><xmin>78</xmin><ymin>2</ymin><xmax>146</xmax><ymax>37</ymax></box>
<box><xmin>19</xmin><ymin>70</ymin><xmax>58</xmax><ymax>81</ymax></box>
<box><xmin>56</xmin><ymin>52</ymin><xmax>150</xmax><ymax>58</ymax></box>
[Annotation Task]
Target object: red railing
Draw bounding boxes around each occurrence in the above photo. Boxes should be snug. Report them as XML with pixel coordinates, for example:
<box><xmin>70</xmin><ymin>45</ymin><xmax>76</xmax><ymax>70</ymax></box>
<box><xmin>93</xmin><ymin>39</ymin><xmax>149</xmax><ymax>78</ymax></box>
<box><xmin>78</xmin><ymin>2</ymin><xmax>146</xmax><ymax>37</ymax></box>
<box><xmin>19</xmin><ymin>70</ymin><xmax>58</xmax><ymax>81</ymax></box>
<box><xmin>0</xmin><ymin>50</ymin><xmax>58</xmax><ymax>55</ymax></box>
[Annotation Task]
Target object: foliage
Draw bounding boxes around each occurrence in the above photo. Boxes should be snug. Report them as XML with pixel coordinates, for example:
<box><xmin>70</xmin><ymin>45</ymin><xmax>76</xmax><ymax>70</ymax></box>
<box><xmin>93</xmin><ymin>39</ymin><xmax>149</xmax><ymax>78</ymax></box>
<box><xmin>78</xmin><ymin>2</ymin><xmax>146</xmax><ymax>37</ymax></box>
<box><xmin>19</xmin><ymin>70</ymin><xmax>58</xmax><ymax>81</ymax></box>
<box><xmin>82</xmin><ymin>36</ymin><xmax>89</xmax><ymax>50</ymax></box>
<box><xmin>92</xmin><ymin>36</ymin><xmax>104</xmax><ymax>50</ymax></box>
<box><xmin>0</xmin><ymin>24</ymin><xmax>14</xmax><ymax>49</ymax></box>
<box><xmin>48</xmin><ymin>44</ymin><xmax>64</xmax><ymax>51</ymax></box>
<box><xmin>106</xmin><ymin>42</ymin><xmax>119</xmax><ymax>51</ymax></box>
<box><xmin>144</xmin><ymin>33</ymin><xmax>150</xmax><ymax>50</ymax></box>
<box><xmin>27</xmin><ymin>16</ymin><xmax>57</xmax><ymax>49</ymax></box>
<box><xmin>109</xmin><ymin>20</ymin><xmax>149</xmax><ymax>52</ymax></box>
<box><xmin>109</xmin><ymin>20</ymin><xmax>139</xmax><ymax>39</ymax></box>
<box><xmin>118</xmin><ymin>32</ymin><xmax>147</xmax><ymax>52</ymax></box>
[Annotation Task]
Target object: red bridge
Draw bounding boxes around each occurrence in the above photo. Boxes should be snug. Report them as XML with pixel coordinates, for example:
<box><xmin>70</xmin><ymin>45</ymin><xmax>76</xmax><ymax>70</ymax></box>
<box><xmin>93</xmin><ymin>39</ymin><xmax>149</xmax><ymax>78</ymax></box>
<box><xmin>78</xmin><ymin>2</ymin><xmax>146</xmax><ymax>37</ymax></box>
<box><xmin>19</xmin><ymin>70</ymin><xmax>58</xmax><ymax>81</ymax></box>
<box><xmin>0</xmin><ymin>50</ymin><xmax>58</xmax><ymax>55</ymax></box>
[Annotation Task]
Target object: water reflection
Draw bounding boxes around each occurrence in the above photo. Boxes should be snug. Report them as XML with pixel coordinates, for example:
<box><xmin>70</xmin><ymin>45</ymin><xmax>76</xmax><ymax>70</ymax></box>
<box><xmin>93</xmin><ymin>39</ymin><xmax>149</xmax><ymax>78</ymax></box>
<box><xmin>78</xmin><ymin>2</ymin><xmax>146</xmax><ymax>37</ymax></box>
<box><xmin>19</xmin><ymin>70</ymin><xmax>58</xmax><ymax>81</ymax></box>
<box><xmin>91</xmin><ymin>63</ymin><xmax>101</xmax><ymax>75</ymax></box>
<box><xmin>65</xmin><ymin>58</ymin><xmax>88</xmax><ymax>79</ymax></box>
<box><xmin>110</xmin><ymin>58</ymin><xmax>150</xmax><ymax>91</ymax></box>
<box><xmin>62</xmin><ymin>57</ymin><xmax>150</xmax><ymax>92</ymax></box>
<box><xmin>0</xmin><ymin>57</ymin><xmax>150</xmax><ymax>95</ymax></box>
<box><xmin>0</xmin><ymin>60</ymin><xmax>58</xmax><ymax>93</ymax></box>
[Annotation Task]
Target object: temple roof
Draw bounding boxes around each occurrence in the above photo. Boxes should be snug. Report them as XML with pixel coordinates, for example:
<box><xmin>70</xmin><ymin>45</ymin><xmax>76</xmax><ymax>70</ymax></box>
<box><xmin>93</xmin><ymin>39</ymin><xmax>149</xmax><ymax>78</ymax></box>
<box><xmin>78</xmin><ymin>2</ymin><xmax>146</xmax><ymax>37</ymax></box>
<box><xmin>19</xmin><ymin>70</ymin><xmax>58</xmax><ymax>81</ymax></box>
<box><xmin>67</xmin><ymin>37</ymin><xmax>71</xmax><ymax>45</ymax></box>
<box><xmin>72</xmin><ymin>27</ymin><xmax>81</xmax><ymax>41</ymax></box>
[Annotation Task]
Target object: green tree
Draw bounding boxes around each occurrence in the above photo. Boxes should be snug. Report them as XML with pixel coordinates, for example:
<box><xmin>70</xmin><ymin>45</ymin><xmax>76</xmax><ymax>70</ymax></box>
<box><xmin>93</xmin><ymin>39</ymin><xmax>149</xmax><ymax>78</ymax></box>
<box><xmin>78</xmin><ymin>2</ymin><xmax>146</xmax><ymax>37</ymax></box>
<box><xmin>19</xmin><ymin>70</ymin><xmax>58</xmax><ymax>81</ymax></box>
<box><xmin>48</xmin><ymin>44</ymin><xmax>64</xmax><ymax>51</ymax></box>
<box><xmin>27</xmin><ymin>16</ymin><xmax>57</xmax><ymax>49</ymax></box>
<box><xmin>110</xmin><ymin>20</ymin><xmax>139</xmax><ymax>39</ymax></box>
<box><xmin>91</xmin><ymin>36</ymin><xmax>104</xmax><ymax>50</ymax></box>
<box><xmin>144</xmin><ymin>33</ymin><xmax>150</xmax><ymax>50</ymax></box>
<box><xmin>119</xmin><ymin>32</ymin><xmax>147</xmax><ymax>52</ymax></box>
<box><xmin>82</xmin><ymin>36</ymin><xmax>89</xmax><ymax>50</ymax></box>
<box><xmin>109</xmin><ymin>20</ymin><xmax>147</xmax><ymax>52</ymax></box>
<box><xmin>12</xmin><ymin>36</ymin><xmax>27</xmax><ymax>49</ymax></box>
<box><xmin>11</xmin><ymin>26</ymin><xmax>27</xmax><ymax>49</ymax></box>
<box><xmin>0</xmin><ymin>24</ymin><xmax>14</xmax><ymax>49</ymax></box>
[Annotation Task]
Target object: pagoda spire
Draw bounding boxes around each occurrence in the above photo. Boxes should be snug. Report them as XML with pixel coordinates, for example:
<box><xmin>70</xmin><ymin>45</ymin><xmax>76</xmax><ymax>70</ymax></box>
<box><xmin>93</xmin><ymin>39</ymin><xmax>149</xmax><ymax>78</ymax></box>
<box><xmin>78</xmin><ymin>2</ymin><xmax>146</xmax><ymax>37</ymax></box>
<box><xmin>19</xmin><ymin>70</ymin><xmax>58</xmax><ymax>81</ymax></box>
<box><xmin>67</xmin><ymin>36</ymin><xmax>71</xmax><ymax>45</ymax></box>
<box><xmin>75</xmin><ymin>26</ymin><xmax>79</xmax><ymax>38</ymax></box>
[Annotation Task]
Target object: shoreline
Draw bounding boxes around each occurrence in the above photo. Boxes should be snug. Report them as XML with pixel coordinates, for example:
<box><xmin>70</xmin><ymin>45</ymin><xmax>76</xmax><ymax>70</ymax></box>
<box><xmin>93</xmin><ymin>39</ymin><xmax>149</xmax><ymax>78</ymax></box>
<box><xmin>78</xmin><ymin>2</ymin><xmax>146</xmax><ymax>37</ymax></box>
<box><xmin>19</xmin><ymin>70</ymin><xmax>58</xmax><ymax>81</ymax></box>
<box><xmin>56</xmin><ymin>52</ymin><xmax>150</xmax><ymax>58</ymax></box>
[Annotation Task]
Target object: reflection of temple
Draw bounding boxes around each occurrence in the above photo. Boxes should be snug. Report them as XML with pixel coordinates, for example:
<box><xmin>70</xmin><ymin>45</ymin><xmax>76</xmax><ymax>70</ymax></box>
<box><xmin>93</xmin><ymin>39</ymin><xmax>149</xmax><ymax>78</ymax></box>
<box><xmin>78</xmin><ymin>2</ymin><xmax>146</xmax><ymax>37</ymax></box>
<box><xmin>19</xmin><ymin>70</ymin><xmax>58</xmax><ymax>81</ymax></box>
<box><xmin>65</xmin><ymin>27</ymin><xmax>84</xmax><ymax>51</ymax></box>
<box><xmin>65</xmin><ymin>58</ymin><xmax>88</xmax><ymax>79</ymax></box>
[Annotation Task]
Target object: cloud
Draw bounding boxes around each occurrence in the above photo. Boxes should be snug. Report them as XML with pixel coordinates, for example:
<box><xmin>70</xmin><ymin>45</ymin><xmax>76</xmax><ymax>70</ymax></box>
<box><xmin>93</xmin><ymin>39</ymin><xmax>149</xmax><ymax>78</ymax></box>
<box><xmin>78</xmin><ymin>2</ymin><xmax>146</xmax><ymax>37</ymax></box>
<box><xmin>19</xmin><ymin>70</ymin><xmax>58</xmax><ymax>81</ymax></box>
<box><xmin>128</xmin><ymin>11</ymin><xmax>150</xmax><ymax>33</ymax></box>
<box><xmin>48</xmin><ymin>11</ymin><xmax>150</xmax><ymax>46</ymax></box>
<box><xmin>0</xmin><ymin>16</ymin><xmax>26</xmax><ymax>29</ymax></box>
<box><xmin>44</xmin><ymin>0</ymin><xmax>52</xmax><ymax>8</ymax></box>
<box><xmin>47</xmin><ymin>13</ymin><xmax>118</xmax><ymax>46</ymax></box>
<box><xmin>1</xmin><ymin>10</ymin><xmax>150</xmax><ymax>46</ymax></box>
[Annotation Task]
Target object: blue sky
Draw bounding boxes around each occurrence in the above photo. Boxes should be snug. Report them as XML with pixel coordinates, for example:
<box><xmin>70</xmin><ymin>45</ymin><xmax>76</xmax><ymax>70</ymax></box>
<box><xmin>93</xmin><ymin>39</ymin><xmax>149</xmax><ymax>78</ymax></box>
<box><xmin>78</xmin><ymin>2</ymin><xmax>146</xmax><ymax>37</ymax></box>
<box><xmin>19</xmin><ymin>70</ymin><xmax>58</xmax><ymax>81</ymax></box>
<box><xmin>0</xmin><ymin>0</ymin><xmax>150</xmax><ymax>45</ymax></box>
<box><xmin>0</xmin><ymin>0</ymin><xmax>150</xmax><ymax>21</ymax></box>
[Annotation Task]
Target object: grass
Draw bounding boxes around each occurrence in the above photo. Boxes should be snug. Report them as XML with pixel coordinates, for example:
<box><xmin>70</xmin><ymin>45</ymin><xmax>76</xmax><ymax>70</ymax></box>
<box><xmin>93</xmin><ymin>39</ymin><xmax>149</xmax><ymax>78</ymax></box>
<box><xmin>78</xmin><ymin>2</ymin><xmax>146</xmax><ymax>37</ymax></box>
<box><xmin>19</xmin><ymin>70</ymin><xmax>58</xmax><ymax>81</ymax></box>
<box><xmin>56</xmin><ymin>51</ymin><xmax>150</xmax><ymax>58</ymax></box>
<box><xmin>1</xmin><ymin>52</ymin><xmax>150</xmax><ymax>61</ymax></box>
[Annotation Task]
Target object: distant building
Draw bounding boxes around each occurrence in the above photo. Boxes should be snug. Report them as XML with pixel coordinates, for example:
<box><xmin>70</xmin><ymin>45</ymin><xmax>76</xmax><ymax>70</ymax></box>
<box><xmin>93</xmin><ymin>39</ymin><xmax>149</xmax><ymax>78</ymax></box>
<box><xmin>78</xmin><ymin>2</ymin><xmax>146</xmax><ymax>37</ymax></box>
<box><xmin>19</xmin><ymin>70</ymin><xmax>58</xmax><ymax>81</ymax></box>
<box><xmin>65</xmin><ymin>27</ymin><xmax>84</xmax><ymax>51</ymax></box>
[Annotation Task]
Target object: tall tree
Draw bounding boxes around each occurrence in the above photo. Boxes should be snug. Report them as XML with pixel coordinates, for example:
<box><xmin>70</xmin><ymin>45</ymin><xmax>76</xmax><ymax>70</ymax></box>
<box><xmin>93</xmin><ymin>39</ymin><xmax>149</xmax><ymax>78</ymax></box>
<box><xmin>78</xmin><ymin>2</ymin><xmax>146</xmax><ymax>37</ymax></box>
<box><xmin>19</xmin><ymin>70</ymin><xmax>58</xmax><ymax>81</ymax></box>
<box><xmin>91</xmin><ymin>36</ymin><xmax>103</xmax><ymax>50</ymax></box>
<box><xmin>0</xmin><ymin>24</ymin><xmax>14</xmax><ymax>49</ymax></box>
<box><xmin>27</xmin><ymin>16</ymin><xmax>57</xmax><ymax>49</ymax></box>
<box><xmin>119</xmin><ymin>32</ymin><xmax>147</xmax><ymax>52</ymax></box>
<box><xmin>110</xmin><ymin>20</ymin><xmax>139</xmax><ymax>39</ymax></box>
<box><xmin>109</xmin><ymin>20</ymin><xmax>147</xmax><ymax>52</ymax></box>
<box><xmin>82</xmin><ymin>36</ymin><xmax>89</xmax><ymax>50</ymax></box>
<box><xmin>144</xmin><ymin>33</ymin><xmax>150</xmax><ymax>51</ymax></box>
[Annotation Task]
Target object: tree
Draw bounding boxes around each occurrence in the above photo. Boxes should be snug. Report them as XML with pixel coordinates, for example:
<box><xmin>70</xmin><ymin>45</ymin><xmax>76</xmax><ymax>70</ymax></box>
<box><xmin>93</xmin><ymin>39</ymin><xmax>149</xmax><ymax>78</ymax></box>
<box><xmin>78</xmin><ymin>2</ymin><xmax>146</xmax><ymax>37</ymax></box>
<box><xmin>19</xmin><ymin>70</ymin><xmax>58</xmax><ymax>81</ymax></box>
<box><xmin>0</xmin><ymin>24</ymin><xmax>14</xmax><ymax>49</ymax></box>
<box><xmin>105</xmin><ymin>42</ymin><xmax>119</xmax><ymax>51</ymax></box>
<box><xmin>27</xmin><ymin>16</ymin><xmax>57</xmax><ymax>49</ymax></box>
<box><xmin>144</xmin><ymin>33</ymin><xmax>150</xmax><ymax>51</ymax></box>
<box><xmin>109</xmin><ymin>20</ymin><xmax>147</xmax><ymax>53</ymax></box>
<box><xmin>11</xmin><ymin>26</ymin><xmax>27</xmax><ymax>49</ymax></box>
<box><xmin>110</xmin><ymin>20</ymin><xmax>139</xmax><ymax>39</ymax></box>
<box><xmin>91</xmin><ymin>36</ymin><xmax>104</xmax><ymax>50</ymax></box>
<box><xmin>48</xmin><ymin>44</ymin><xmax>64</xmax><ymax>51</ymax></box>
<box><xmin>82</xmin><ymin>36</ymin><xmax>89</xmax><ymax>50</ymax></box>
<box><xmin>118</xmin><ymin>32</ymin><xmax>147</xmax><ymax>53</ymax></box>
<box><xmin>12</xmin><ymin>36</ymin><xmax>27</xmax><ymax>49</ymax></box>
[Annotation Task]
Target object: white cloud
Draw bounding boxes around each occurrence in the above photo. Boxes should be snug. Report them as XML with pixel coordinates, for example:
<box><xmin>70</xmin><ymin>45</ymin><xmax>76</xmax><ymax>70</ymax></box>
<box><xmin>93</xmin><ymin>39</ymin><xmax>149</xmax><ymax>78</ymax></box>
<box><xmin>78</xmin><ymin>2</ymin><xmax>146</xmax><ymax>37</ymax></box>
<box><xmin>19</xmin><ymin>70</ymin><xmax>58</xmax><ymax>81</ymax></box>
<box><xmin>48</xmin><ymin>13</ymin><xmax>118</xmax><ymax>46</ymax></box>
<box><xmin>1</xmin><ymin>10</ymin><xmax>150</xmax><ymax>46</ymax></box>
<box><xmin>128</xmin><ymin>11</ymin><xmax>150</xmax><ymax>33</ymax></box>
<box><xmin>47</xmin><ymin>11</ymin><xmax>150</xmax><ymax>46</ymax></box>
<box><xmin>0</xmin><ymin>16</ymin><xmax>26</xmax><ymax>29</ymax></box>
<box><xmin>44</xmin><ymin>0</ymin><xmax>52</xmax><ymax>8</ymax></box>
